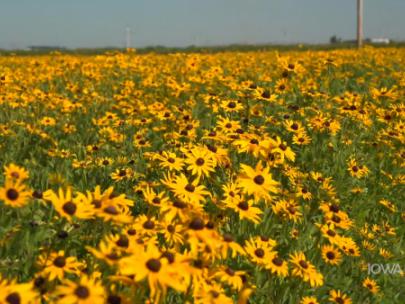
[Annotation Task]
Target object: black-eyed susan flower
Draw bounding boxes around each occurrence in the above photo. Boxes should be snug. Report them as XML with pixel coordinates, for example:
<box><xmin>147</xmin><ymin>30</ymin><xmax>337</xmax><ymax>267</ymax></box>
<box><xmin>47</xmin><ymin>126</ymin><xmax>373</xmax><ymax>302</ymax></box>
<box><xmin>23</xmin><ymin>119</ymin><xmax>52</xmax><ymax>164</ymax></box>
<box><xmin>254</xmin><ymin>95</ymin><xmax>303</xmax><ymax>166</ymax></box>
<box><xmin>184</xmin><ymin>146</ymin><xmax>216</xmax><ymax>180</ymax></box>
<box><xmin>0</xmin><ymin>279</ymin><xmax>39</xmax><ymax>304</ymax></box>
<box><xmin>267</xmin><ymin>252</ymin><xmax>289</xmax><ymax>277</ymax></box>
<box><xmin>155</xmin><ymin>151</ymin><xmax>184</xmax><ymax>171</ymax></box>
<box><xmin>289</xmin><ymin>252</ymin><xmax>323</xmax><ymax>287</ymax></box>
<box><xmin>43</xmin><ymin>188</ymin><xmax>94</xmax><ymax>222</ymax></box>
<box><xmin>54</xmin><ymin>275</ymin><xmax>105</xmax><ymax>304</ymax></box>
<box><xmin>38</xmin><ymin>250</ymin><xmax>84</xmax><ymax>281</ymax></box>
<box><xmin>213</xmin><ymin>266</ymin><xmax>245</xmax><ymax>291</ymax></box>
<box><xmin>163</xmin><ymin>173</ymin><xmax>210</xmax><ymax>206</ymax></box>
<box><xmin>119</xmin><ymin>244</ymin><xmax>186</xmax><ymax>301</ymax></box>
<box><xmin>237</xmin><ymin>162</ymin><xmax>279</xmax><ymax>203</ymax></box>
<box><xmin>0</xmin><ymin>178</ymin><xmax>31</xmax><ymax>208</ymax></box>
<box><xmin>321</xmin><ymin>245</ymin><xmax>342</xmax><ymax>265</ymax></box>
<box><xmin>300</xmin><ymin>296</ymin><xmax>319</xmax><ymax>304</ymax></box>
<box><xmin>4</xmin><ymin>163</ymin><xmax>29</xmax><ymax>181</ymax></box>
<box><xmin>329</xmin><ymin>290</ymin><xmax>352</xmax><ymax>304</ymax></box>
<box><xmin>362</xmin><ymin>277</ymin><xmax>379</xmax><ymax>294</ymax></box>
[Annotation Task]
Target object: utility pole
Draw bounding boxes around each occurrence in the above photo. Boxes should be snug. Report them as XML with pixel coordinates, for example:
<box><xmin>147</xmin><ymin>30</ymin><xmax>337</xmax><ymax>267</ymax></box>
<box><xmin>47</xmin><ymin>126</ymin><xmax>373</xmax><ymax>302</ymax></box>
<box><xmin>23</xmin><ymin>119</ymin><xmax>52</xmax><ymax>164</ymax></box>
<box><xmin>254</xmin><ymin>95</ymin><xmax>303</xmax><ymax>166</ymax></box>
<box><xmin>357</xmin><ymin>0</ymin><xmax>363</xmax><ymax>48</ymax></box>
<box><xmin>126</xmin><ymin>27</ymin><xmax>131</xmax><ymax>49</ymax></box>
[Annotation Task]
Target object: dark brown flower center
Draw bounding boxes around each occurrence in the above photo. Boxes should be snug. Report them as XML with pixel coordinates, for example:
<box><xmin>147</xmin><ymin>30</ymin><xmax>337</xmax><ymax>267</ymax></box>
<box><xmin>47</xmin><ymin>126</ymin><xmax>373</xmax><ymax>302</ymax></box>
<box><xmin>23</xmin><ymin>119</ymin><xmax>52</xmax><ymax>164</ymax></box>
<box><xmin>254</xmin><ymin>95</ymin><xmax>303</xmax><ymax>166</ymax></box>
<box><xmin>279</xmin><ymin>143</ymin><xmax>287</xmax><ymax>151</ymax></box>
<box><xmin>227</xmin><ymin>101</ymin><xmax>236</xmax><ymax>108</ymax></box>
<box><xmin>237</xmin><ymin>201</ymin><xmax>249</xmax><ymax>211</ymax></box>
<box><xmin>196</xmin><ymin>158</ymin><xmax>205</xmax><ymax>166</ymax></box>
<box><xmin>92</xmin><ymin>199</ymin><xmax>102</xmax><ymax>208</ymax></box>
<box><xmin>75</xmin><ymin>286</ymin><xmax>90</xmax><ymax>299</ymax></box>
<box><xmin>261</xmin><ymin>90</ymin><xmax>270</xmax><ymax>99</ymax></box>
<box><xmin>253</xmin><ymin>175</ymin><xmax>265</xmax><ymax>185</ymax></box>
<box><xmin>116</xmin><ymin>235</ymin><xmax>129</xmax><ymax>248</ymax></box>
<box><xmin>5</xmin><ymin>292</ymin><xmax>20</xmax><ymax>304</ymax></box>
<box><xmin>299</xmin><ymin>260</ymin><xmax>309</xmax><ymax>269</ymax></box>
<box><xmin>335</xmin><ymin>297</ymin><xmax>344</xmax><ymax>304</ymax></box>
<box><xmin>225</xmin><ymin>267</ymin><xmax>235</xmax><ymax>276</ymax></box>
<box><xmin>326</xmin><ymin>251</ymin><xmax>336</xmax><ymax>260</ymax></box>
<box><xmin>11</xmin><ymin>171</ymin><xmax>20</xmax><ymax>179</ymax></box>
<box><xmin>173</xmin><ymin>200</ymin><xmax>186</xmax><ymax>209</ymax></box>
<box><xmin>143</xmin><ymin>220</ymin><xmax>155</xmax><ymax>229</ymax></box>
<box><xmin>107</xmin><ymin>295</ymin><xmax>122</xmax><ymax>304</ymax></box>
<box><xmin>53</xmin><ymin>256</ymin><xmax>66</xmax><ymax>268</ymax></box>
<box><xmin>62</xmin><ymin>202</ymin><xmax>77</xmax><ymax>215</ymax></box>
<box><xmin>287</xmin><ymin>206</ymin><xmax>296</xmax><ymax>214</ymax></box>
<box><xmin>146</xmin><ymin>258</ymin><xmax>161</xmax><ymax>272</ymax></box>
<box><xmin>332</xmin><ymin>214</ymin><xmax>341</xmax><ymax>223</ymax></box>
<box><xmin>127</xmin><ymin>229</ymin><xmax>136</xmax><ymax>235</ymax></box>
<box><xmin>254</xmin><ymin>248</ymin><xmax>265</xmax><ymax>258</ymax></box>
<box><xmin>106</xmin><ymin>252</ymin><xmax>120</xmax><ymax>260</ymax></box>
<box><xmin>211</xmin><ymin>291</ymin><xmax>220</xmax><ymax>298</ymax></box>
<box><xmin>330</xmin><ymin>204</ymin><xmax>339</xmax><ymax>212</ymax></box>
<box><xmin>32</xmin><ymin>190</ymin><xmax>43</xmax><ymax>199</ymax></box>
<box><xmin>189</xmin><ymin>217</ymin><xmax>204</xmax><ymax>230</ymax></box>
<box><xmin>207</xmin><ymin>144</ymin><xmax>217</xmax><ymax>153</ymax></box>
<box><xmin>104</xmin><ymin>205</ymin><xmax>119</xmax><ymax>215</ymax></box>
<box><xmin>272</xmin><ymin>257</ymin><xmax>283</xmax><ymax>266</ymax></box>
<box><xmin>6</xmin><ymin>189</ymin><xmax>19</xmax><ymax>201</ymax></box>
<box><xmin>167</xmin><ymin>225</ymin><xmax>175</xmax><ymax>233</ymax></box>
<box><xmin>185</xmin><ymin>184</ymin><xmax>195</xmax><ymax>192</ymax></box>
<box><xmin>327</xmin><ymin>229</ymin><xmax>336</xmax><ymax>237</ymax></box>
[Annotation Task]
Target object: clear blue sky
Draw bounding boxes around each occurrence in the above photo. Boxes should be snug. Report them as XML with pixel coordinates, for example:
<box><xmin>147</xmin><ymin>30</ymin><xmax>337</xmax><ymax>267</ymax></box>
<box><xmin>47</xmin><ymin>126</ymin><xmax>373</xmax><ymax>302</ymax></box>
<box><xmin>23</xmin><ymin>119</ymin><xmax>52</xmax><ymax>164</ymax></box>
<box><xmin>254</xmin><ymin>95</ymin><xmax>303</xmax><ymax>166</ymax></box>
<box><xmin>0</xmin><ymin>0</ymin><xmax>404</xmax><ymax>49</ymax></box>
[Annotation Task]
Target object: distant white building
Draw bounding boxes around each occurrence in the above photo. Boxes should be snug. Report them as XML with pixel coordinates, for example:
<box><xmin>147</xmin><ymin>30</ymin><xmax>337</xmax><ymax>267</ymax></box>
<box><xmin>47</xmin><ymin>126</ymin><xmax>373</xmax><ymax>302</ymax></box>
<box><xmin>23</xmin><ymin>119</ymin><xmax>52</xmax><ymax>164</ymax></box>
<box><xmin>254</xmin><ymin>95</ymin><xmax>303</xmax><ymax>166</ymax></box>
<box><xmin>370</xmin><ymin>38</ymin><xmax>390</xmax><ymax>44</ymax></box>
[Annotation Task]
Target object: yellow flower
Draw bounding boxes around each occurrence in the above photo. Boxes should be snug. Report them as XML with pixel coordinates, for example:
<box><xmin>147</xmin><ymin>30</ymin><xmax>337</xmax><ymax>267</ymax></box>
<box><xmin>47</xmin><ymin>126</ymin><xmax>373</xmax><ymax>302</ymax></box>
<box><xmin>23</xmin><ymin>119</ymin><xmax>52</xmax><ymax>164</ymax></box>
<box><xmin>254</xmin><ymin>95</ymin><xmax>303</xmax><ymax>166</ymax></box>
<box><xmin>184</xmin><ymin>147</ymin><xmax>216</xmax><ymax>180</ymax></box>
<box><xmin>43</xmin><ymin>188</ymin><xmax>94</xmax><ymax>222</ymax></box>
<box><xmin>237</xmin><ymin>162</ymin><xmax>279</xmax><ymax>203</ymax></box>
<box><xmin>163</xmin><ymin>173</ymin><xmax>210</xmax><ymax>207</ymax></box>
<box><xmin>226</xmin><ymin>198</ymin><xmax>263</xmax><ymax>224</ymax></box>
<box><xmin>54</xmin><ymin>275</ymin><xmax>105</xmax><ymax>304</ymax></box>
<box><xmin>362</xmin><ymin>277</ymin><xmax>380</xmax><ymax>294</ymax></box>
<box><xmin>38</xmin><ymin>251</ymin><xmax>84</xmax><ymax>281</ymax></box>
<box><xmin>321</xmin><ymin>245</ymin><xmax>342</xmax><ymax>265</ymax></box>
<box><xmin>0</xmin><ymin>178</ymin><xmax>31</xmax><ymax>208</ymax></box>
<box><xmin>289</xmin><ymin>252</ymin><xmax>323</xmax><ymax>287</ymax></box>
<box><xmin>119</xmin><ymin>244</ymin><xmax>187</xmax><ymax>301</ymax></box>
<box><xmin>4</xmin><ymin>163</ymin><xmax>29</xmax><ymax>181</ymax></box>
<box><xmin>0</xmin><ymin>280</ymin><xmax>39</xmax><ymax>304</ymax></box>
<box><xmin>329</xmin><ymin>290</ymin><xmax>352</xmax><ymax>304</ymax></box>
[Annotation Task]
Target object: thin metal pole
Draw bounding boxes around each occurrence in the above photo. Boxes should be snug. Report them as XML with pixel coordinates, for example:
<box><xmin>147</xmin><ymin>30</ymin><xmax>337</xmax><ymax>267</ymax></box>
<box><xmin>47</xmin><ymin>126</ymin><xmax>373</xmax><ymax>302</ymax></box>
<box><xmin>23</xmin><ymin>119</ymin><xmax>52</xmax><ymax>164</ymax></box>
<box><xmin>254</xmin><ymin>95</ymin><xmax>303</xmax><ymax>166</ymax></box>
<box><xmin>357</xmin><ymin>0</ymin><xmax>363</xmax><ymax>48</ymax></box>
<box><xmin>126</xmin><ymin>27</ymin><xmax>131</xmax><ymax>49</ymax></box>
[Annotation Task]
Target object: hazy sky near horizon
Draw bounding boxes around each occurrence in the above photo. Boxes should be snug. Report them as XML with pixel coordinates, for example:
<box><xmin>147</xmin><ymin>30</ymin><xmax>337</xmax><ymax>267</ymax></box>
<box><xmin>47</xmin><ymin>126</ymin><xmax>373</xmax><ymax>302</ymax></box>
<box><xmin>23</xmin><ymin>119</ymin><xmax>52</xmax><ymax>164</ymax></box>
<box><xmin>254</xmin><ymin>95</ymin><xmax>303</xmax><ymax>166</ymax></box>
<box><xmin>0</xmin><ymin>0</ymin><xmax>404</xmax><ymax>49</ymax></box>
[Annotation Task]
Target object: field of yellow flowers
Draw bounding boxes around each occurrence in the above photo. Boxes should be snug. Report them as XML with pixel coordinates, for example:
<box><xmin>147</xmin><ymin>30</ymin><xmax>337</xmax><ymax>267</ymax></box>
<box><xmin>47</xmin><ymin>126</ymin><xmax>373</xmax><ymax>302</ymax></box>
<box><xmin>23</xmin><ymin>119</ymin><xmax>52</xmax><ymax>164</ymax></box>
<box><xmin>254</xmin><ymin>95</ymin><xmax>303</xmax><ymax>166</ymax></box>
<box><xmin>0</xmin><ymin>47</ymin><xmax>404</xmax><ymax>303</ymax></box>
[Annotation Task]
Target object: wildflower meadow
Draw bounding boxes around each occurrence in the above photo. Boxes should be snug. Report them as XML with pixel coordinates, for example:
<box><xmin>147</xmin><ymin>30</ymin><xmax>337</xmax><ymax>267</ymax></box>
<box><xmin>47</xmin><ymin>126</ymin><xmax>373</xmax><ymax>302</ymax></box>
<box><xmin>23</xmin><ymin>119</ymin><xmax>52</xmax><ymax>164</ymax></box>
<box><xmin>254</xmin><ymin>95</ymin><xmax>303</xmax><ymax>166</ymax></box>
<box><xmin>0</xmin><ymin>47</ymin><xmax>404</xmax><ymax>303</ymax></box>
